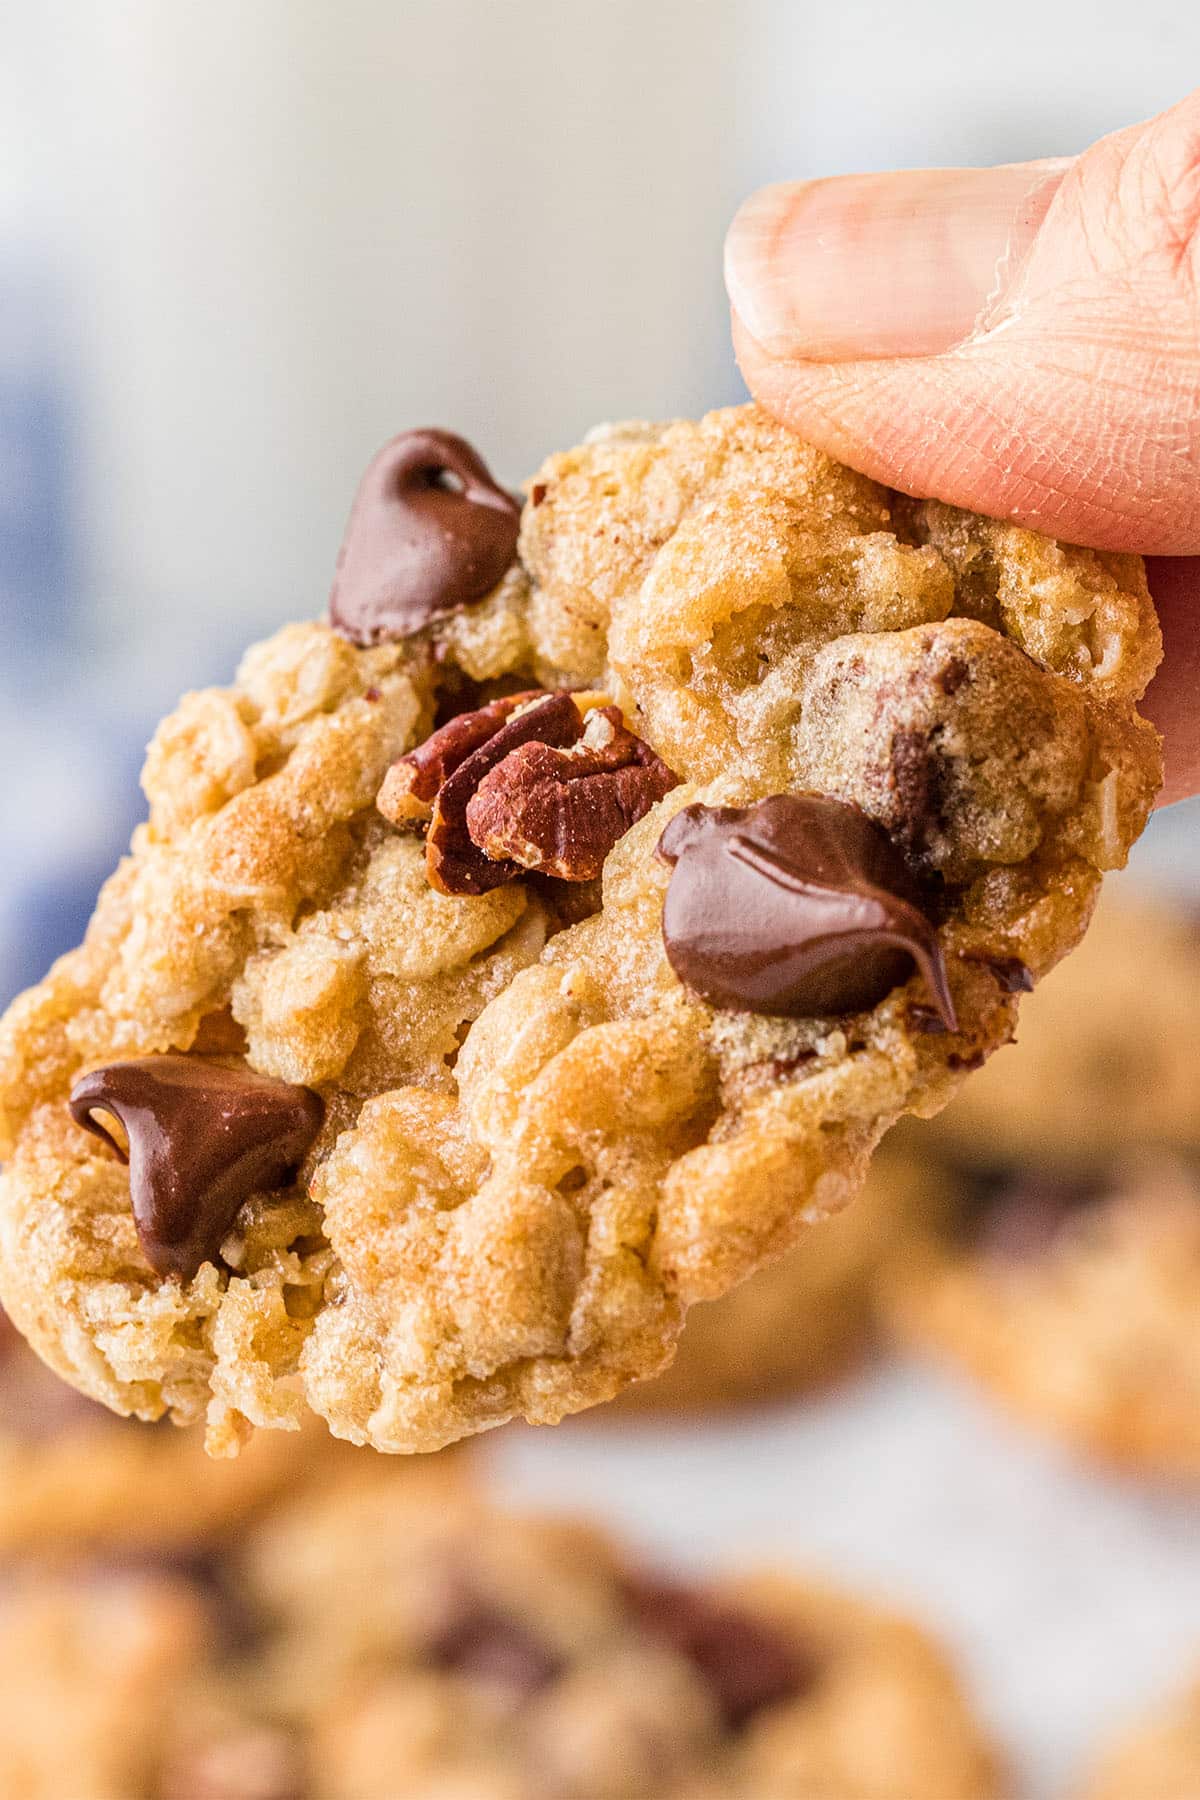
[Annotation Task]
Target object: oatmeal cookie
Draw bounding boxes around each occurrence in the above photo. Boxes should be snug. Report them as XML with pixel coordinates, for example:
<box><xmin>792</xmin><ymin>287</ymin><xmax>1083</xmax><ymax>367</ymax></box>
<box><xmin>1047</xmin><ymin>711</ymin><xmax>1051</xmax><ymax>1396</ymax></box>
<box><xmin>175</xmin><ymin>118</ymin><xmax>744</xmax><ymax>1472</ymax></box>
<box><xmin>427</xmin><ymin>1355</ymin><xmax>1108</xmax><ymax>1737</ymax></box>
<box><xmin>0</xmin><ymin>406</ymin><xmax>1161</xmax><ymax>1453</ymax></box>
<box><xmin>923</xmin><ymin>886</ymin><xmax>1200</xmax><ymax>1171</ymax></box>
<box><xmin>612</xmin><ymin>1146</ymin><xmax>928</xmax><ymax>1413</ymax></box>
<box><xmin>5</xmin><ymin>1468</ymin><xmax>990</xmax><ymax>1800</ymax></box>
<box><xmin>887</xmin><ymin>1152</ymin><xmax>1200</xmax><ymax>1479</ymax></box>
<box><xmin>1078</xmin><ymin>1665</ymin><xmax>1200</xmax><ymax>1800</ymax></box>
<box><xmin>255</xmin><ymin>1474</ymin><xmax>1000</xmax><ymax>1800</ymax></box>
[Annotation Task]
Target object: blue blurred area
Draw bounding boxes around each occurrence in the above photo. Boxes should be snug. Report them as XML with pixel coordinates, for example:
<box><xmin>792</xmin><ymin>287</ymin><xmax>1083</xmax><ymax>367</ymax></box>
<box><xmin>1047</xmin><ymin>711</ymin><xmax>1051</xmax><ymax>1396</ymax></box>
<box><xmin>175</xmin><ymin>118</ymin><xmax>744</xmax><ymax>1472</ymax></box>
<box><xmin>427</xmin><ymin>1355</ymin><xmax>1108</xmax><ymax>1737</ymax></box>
<box><xmin>0</xmin><ymin>340</ymin><xmax>75</xmax><ymax>660</ymax></box>
<box><xmin>0</xmin><ymin>260</ymin><xmax>94</xmax><ymax>1007</ymax></box>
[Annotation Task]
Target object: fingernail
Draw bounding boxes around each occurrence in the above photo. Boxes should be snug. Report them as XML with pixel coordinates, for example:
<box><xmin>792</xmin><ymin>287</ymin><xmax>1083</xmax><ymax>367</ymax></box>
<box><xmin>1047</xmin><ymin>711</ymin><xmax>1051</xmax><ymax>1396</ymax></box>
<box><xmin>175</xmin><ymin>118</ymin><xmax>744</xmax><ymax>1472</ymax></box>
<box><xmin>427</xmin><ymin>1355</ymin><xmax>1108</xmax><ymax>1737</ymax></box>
<box><xmin>725</xmin><ymin>160</ymin><xmax>1071</xmax><ymax>361</ymax></box>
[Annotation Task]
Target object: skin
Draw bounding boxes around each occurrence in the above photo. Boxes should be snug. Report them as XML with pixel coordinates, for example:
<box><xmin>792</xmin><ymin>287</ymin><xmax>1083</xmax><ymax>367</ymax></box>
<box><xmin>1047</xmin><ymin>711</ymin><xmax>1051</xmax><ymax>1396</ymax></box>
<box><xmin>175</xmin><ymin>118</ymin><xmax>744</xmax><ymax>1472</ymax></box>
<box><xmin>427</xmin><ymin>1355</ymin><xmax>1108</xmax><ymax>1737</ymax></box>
<box><xmin>725</xmin><ymin>89</ymin><xmax>1200</xmax><ymax>804</ymax></box>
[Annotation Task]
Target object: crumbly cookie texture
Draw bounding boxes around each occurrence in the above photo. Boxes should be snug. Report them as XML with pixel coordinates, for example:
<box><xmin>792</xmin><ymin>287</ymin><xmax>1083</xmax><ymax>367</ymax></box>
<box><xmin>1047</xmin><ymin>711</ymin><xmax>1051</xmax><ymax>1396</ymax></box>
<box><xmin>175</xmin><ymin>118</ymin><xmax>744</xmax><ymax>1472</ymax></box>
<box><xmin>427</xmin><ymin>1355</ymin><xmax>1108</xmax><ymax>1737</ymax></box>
<box><xmin>0</xmin><ymin>405</ymin><xmax>1162</xmax><ymax>1454</ymax></box>
<box><xmin>887</xmin><ymin>1153</ymin><xmax>1200</xmax><ymax>1480</ymax></box>
<box><xmin>613</xmin><ymin>1146</ymin><xmax>928</xmax><ymax>1413</ymax></box>
<box><xmin>927</xmin><ymin>887</ymin><xmax>1200</xmax><ymax>1171</ymax></box>
<box><xmin>0</xmin><ymin>1471</ymin><xmax>994</xmax><ymax>1800</ymax></box>
<box><xmin>1078</xmin><ymin>1667</ymin><xmax>1200</xmax><ymax>1800</ymax></box>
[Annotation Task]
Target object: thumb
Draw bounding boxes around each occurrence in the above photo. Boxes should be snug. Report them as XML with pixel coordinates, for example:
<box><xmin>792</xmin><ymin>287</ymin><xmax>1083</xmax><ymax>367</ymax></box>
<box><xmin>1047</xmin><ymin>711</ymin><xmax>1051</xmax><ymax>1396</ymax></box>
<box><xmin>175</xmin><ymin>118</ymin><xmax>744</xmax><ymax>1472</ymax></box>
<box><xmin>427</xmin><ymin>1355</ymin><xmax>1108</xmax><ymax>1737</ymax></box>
<box><xmin>726</xmin><ymin>91</ymin><xmax>1200</xmax><ymax>555</ymax></box>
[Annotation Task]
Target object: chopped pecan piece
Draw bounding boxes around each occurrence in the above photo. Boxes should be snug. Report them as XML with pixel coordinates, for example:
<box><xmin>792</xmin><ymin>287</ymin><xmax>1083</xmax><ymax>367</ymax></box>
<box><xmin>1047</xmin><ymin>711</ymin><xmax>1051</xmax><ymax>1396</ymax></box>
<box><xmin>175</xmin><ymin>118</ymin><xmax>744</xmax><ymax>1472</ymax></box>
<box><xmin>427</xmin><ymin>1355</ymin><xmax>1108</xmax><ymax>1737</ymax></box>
<box><xmin>377</xmin><ymin>690</ymin><xmax>543</xmax><ymax>826</ymax></box>
<box><xmin>428</xmin><ymin>692</ymin><xmax>588</xmax><ymax>894</ymax></box>
<box><xmin>467</xmin><ymin>707</ymin><xmax>678</xmax><ymax>881</ymax></box>
<box><xmin>378</xmin><ymin>690</ymin><xmax>679</xmax><ymax>895</ymax></box>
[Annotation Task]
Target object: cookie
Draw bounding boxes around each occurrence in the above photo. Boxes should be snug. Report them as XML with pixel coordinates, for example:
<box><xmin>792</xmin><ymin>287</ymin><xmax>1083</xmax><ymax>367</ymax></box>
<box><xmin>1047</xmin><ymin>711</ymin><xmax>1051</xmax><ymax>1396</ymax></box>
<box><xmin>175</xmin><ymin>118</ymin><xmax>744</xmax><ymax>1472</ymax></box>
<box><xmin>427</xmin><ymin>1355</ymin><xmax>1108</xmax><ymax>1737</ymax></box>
<box><xmin>924</xmin><ymin>886</ymin><xmax>1200</xmax><ymax>1171</ymax></box>
<box><xmin>0</xmin><ymin>1303</ymin><xmax>316</xmax><ymax>1555</ymax></box>
<box><xmin>0</xmin><ymin>1471</ymin><xmax>1000</xmax><ymax>1800</ymax></box>
<box><xmin>0</xmin><ymin>1566</ymin><xmax>212</xmax><ymax>1800</ymax></box>
<box><xmin>1078</xmin><ymin>1666</ymin><xmax>1200</xmax><ymax>1800</ymax></box>
<box><xmin>887</xmin><ymin>1152</ymin><xmax>1200</xmax><ymax>1479</ymax></box>
<box><xmin>613</xmin><ymin>1146</ymin><xmax>928</xmax><ymax>1412</ymax></box>
<box><xmin>0</xmin><ymin>406</ymin><xmax>1161</xmax><ymax>1454</ymax></box>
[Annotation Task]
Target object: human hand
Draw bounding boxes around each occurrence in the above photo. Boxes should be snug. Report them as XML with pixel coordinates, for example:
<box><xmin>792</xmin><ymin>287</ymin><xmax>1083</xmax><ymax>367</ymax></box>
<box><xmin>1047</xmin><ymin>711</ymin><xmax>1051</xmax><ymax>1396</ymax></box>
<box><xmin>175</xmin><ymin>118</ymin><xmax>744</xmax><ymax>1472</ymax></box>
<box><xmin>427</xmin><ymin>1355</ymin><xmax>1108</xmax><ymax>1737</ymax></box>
<box><xmin>725</xmin><ymin>91</ymin><xmax>1200</xmax><ymax>804</ymax></box>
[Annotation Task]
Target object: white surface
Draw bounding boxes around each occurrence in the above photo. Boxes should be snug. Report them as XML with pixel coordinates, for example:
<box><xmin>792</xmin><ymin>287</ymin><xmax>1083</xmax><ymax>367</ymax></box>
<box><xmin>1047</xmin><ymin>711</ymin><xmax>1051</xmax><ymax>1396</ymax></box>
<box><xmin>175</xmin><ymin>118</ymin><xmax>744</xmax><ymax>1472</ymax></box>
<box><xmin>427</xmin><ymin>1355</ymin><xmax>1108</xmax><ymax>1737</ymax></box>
<box><xmin>485</xmin><ymin>1357</ymin><xmax>1200</xmax><ymax>1800</ymax></box>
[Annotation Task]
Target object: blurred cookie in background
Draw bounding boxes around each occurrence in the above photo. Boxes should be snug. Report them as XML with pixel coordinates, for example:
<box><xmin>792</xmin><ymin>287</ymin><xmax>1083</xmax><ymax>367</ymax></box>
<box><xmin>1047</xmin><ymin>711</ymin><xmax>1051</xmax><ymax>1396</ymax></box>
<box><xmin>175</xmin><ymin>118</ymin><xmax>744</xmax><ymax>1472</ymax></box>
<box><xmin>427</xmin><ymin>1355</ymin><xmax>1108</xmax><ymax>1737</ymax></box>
<box><xmin>886</xmin><ymin>887</ymin><xmax>1200</xmax><ymax>1480</ymax></box>
<box><xmin>1078</xmin><ymin>1662</ymin><xmax>1200</xmax><ymax>1800</ymax></box>
<box><xmin>0</xmin><ymin>1466</ymin><xmax>1001</xmax><ymax>1800</ymax></box>
<box><xmin>887</xmin><ymin>1154</ymin><xmax>1200</xmax><ymax>1481</ymax></box>
<box><xmin>0</xmin><ymin>1303</ymin><xmax>336</xmax><ymax>1555</ymax></box>
<box><xmin>928</xmin><ymin>886</ymin><xmax>1200</xmax><ymax>1172</ymax></box>
<box><xmin>0</xmin><ymin>1565</ymin><xmax>215</xmax><ymax>1800</ymax></box>
<box><xmin>611</xmin><ymin>1149</ymin><xmax>930</xmax><ymax>1415</ymax></box>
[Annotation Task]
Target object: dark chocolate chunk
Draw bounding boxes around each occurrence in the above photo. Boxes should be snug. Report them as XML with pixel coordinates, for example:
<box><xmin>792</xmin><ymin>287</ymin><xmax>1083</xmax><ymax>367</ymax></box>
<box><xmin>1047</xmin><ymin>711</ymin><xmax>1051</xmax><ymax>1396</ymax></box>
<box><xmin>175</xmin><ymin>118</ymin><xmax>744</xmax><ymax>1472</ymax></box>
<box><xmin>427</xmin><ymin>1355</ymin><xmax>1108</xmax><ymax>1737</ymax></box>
<box><xmin>626</xmin><ymin>1578</ymin><xmax>815</xmax><ymax>1730</ymax></box>
<box><xmin>656</xmin><ymin>794</ymin><xmax>956</xmax><ymax>1027</ymax></box>
<box><xmin>429</xmin><ymin>1600</ymin><xmax>564</xmax><ymax>1699</ymax></box>
<box><xmin>68</xmin><ymin>1057</ymin><xmax>324</xmax><ymax>1281</ymax></box>
<box><xmin>329</xmin><ymin>428</ymin><xmax>520</xmax><ymax>644</ymax></box>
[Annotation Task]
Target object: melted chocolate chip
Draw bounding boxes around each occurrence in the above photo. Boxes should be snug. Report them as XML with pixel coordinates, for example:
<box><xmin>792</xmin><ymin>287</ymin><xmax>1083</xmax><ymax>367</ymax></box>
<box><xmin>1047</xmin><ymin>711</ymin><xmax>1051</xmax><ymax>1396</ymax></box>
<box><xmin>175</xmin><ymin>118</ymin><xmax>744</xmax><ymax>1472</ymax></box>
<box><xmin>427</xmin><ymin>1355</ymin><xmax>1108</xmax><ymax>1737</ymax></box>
<box><xmin>958</xmin><ymin>1165</ymin><xmax>1104</xmax><ymax>1262</ymax></box>
<box><xmin>656</xmin><ymin>794</ymin><xmax>956</xmax><ymax>1027</ymax></box>
<box><xmin>69</xmin><ymin>1057</ymin><xmax>324</xmax><ymax>1281</ymax></box>
<box><xmin>329</xmin><ymin>428</ymin><xmax>520</xmax><ymax>644</ymax></box>
<box><xmin>965</xmin><ymin>952</ymin><xmax>1035</xmax><ymax>993</ymax></box>
<box><xmin>429</xmin><ymin>1601</ymin><xmax>564</xmax><ymax>1699</ymax></box>
<box><xmin>627</xmin><ymin>1578</ymin><xmax>815</xmax><ymax>1730</ymax></box>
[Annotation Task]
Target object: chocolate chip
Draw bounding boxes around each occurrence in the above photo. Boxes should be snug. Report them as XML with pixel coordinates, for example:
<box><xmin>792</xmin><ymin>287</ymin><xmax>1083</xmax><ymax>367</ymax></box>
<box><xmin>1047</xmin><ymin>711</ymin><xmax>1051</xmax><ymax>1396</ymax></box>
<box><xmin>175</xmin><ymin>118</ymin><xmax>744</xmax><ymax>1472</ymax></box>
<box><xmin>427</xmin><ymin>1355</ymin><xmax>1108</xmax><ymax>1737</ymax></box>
<box><xmin>886</xmin><ymin>727</ymin><xmax>950</xmax><ymax>869</ymax></box>
<box><xmin>329</xmin><ymin>428</ymin><xmax>520</xmax><ymax>645</ymax></box>
<box><xmin>958</xmin><ymin>1165</ymin><xmax>1104</xmax><ymax>1262</ymax></box>
<box><xmin>68</xmin><ymin>1057</ymin><xmax>324</xmax><ymax>1281</ymax></box>
<box><xmin>937</xmin><ymin>657</ymin><xmax>970</xmax><ymax>696</ymax></box>
<box><xmin>656</xmin><ymin>794</ymin><xmax>956</xmax><ymax>1027</ymax></box>
<box><xmin>964</xmin><ymin>952</ymin><xmax>1034</xmax><ymax>993</ymax></box>
<box><xmin>429</xmin><ymin>1601</ymin><xmax>564</xmax><ymax>1699</ymax></box>
<box><xmin>626</xmin><ymin>1578</ymin><xmax>815</xmax><ymax>1730</ymax></box>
